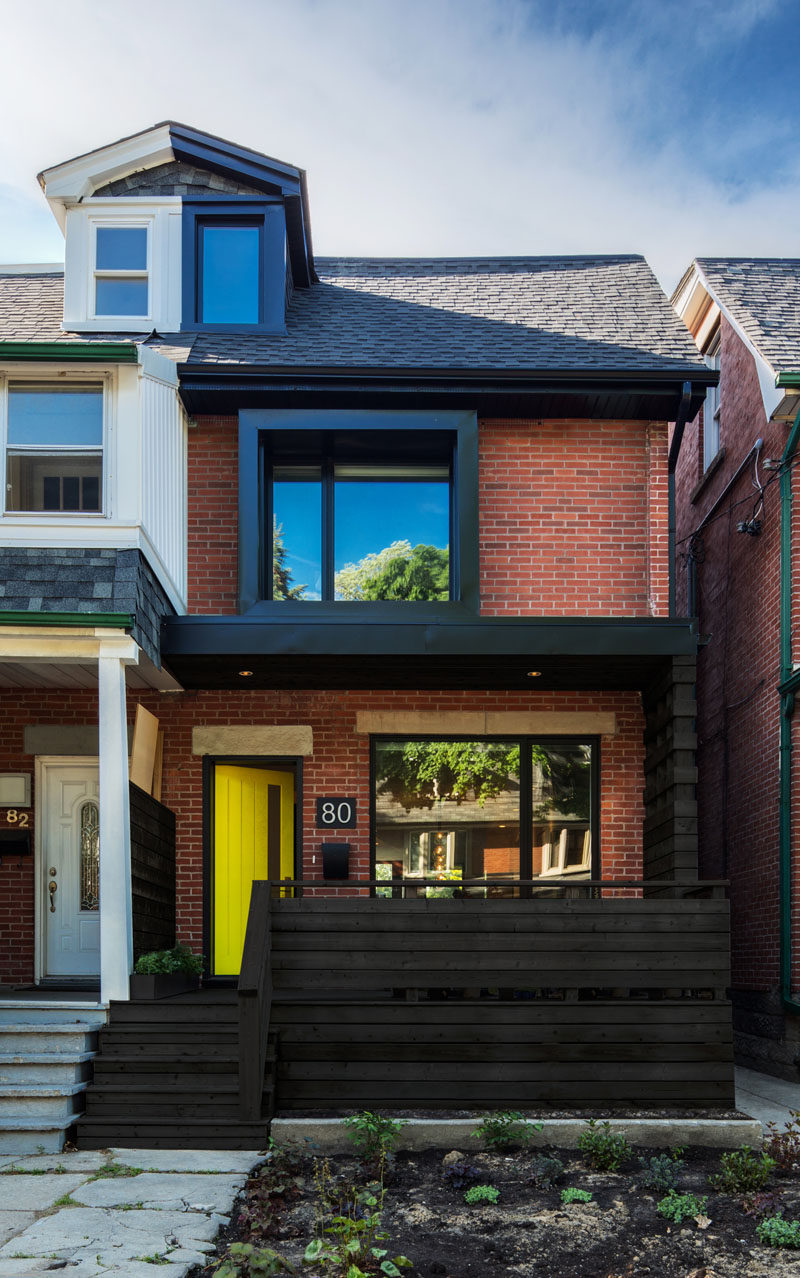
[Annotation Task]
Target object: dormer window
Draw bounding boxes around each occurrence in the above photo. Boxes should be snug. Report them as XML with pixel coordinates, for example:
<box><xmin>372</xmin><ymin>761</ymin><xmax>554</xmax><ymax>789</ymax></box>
<box><xmin>94</xmin><ymin>225</ymin><xmax>148</xmax><ymax>317</ymax></box>
<box><xmin>182</xmin><ymin>201</ymin><xmax>287</xmax><ymax>333</ymax></box>
<box><xmin>198</xmin><ymin>220</ymin><xmax>260</xmax><ymax>324</ymax></box>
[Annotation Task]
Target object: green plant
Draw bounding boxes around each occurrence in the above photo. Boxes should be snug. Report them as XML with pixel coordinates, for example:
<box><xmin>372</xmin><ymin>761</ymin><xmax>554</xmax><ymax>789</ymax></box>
<box><xmin>577</xmin><ymin>1120</ymin><xmax>632</xmax><ymax>1172</ymax></box>
<box><xmin>304</xmin><ymin>1181</ymin><xmax>412</xmax><ymax>1276</ymax></box>
<box><xmin>709</xmin><ymin>1146</ymin><xmax>775</xmax><ymax>1194</ymax></box>
<box><xmin>656</xmin><ymin>1191</ymin><xmax>708</xmax><ymax>1224</ymax></box>
<box><xmin>136</xmin><ymin>1255</ymin><xmax>171</xmax><ymax>1266</ymax></box>
<box><xmin>756</xmin><ymin>1214</ymin><xmax>800</xmax><ymax>1248</ymax></box>
<box><xmin>134</xmin><ymin>943</ymin><xmax>203</xmax><ymax>976</ymax></box>
<box><xmin>441</xmin><ymin>1160</ymin><xmax>482</xmax><ymax>1191</ymax></box>
<box><xmin>464</xmin><ymin>1184</ymin><xmax>500</xmax><ymax>1205</ymax></box>
<box><xmin>764</xmin><ymin>1110</ymin><xmax>800</xmax><ymax>1174</ymax></box>
<box><xmin>471</xmin><ymin>1110</ymin><xmax>541</xmax><ymax>1152</ymax></box>
<box><xmin>91</xmin><ymin>1162</ymin><xmax>142</xmax><ymax>1179</ymax></box>
<box><xmin>639</xmin><ymin>1151</ymin><xmax>685</xmax><ymax>1193</ymax></box>
<box><xmin>52</xmin><ymin>1192</ymin><xmax>75</xmax><ymax>1207</ymax></box>
<box><xmin>216</xmin><ymin>1242</ymin><xmax>298</xmax><ymax>1275</ymax></box>
<box><xmin>343</xmin><ymin>1112</ymin><xmax>405</xmax><ymax>1166</ymax></box>
<box><xmin>528</xmin><ymin>1153</ymin><xmax>565</xmax><ymax>1190</ymax></box>
<box><xmin>561</xmin><ymin>1187</ymin><xmax>593</xmax><ymax>1205</ymax></box>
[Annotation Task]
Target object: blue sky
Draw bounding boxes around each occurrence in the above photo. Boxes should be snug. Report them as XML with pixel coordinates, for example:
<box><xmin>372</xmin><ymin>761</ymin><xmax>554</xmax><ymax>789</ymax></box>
<box><xmin>1</xmin><ymin>0</ymin><xmax>799</xmax><ymax>290</ymax></box>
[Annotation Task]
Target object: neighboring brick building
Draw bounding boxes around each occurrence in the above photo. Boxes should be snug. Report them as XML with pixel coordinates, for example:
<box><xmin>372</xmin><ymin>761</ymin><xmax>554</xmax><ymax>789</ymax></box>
<box><xmin>0</xmin><ymin>123</ymin><xmax>713</xmax><ymax>1005</ymax></box>
<box><xmin>672</xmin><ymin>258</ymin><xmax>800</xmax><ymax>1080</ymax></box>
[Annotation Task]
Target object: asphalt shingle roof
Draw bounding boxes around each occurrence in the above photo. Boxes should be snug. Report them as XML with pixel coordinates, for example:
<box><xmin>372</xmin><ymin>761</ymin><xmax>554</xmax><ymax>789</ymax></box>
<box><xmin>695</xmin><ymin>258</ymin><xmax>800</xmax><ymax>375</ymax></box>
<box><xmin>0</xmin><ymin>256</ymin><xmax>706</xmax><ymax>375</ymax></box>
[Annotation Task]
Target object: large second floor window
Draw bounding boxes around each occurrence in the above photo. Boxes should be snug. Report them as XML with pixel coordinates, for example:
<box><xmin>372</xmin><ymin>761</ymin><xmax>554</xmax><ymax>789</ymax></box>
<box><xmin>5</xmin><ymin>383</ymin><xmax>104</xmax><ymax>514</ymax></box>
<box><xmin>269</xmin><ymin>441</ymin><xmax>452</xmax><ymax>602</ymax></box>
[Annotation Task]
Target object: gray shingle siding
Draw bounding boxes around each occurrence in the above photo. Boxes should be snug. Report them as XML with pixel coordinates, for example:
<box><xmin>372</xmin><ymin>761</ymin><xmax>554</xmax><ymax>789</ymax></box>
<box><xmin>93</xmin><ymin>159</ymin><xmax>266</xmax><ymax>199</ymax></box>
<box><xmin>0</xmin><ymin>548</ymin><xmax>174</xmax><ymax>664</ymax></box>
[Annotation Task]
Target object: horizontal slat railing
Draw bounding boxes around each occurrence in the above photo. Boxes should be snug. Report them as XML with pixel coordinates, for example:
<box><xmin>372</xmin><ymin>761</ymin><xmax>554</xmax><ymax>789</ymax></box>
<box><xmin>261</xmin><ymin>880</ymin><xmax>735</xmax><ymax>1109</ymax></box>
<box><xmin>237</xmin><ymin>881</ymin><xmax>272</xmax><ymax>1121</ymax></box>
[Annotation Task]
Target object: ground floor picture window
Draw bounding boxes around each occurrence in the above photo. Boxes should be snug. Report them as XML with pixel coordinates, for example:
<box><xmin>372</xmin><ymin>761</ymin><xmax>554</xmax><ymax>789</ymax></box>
<box><xmin>373</xmin><ymin>737</ymin><xmax>595</xmax><ymax>896</ymax></box>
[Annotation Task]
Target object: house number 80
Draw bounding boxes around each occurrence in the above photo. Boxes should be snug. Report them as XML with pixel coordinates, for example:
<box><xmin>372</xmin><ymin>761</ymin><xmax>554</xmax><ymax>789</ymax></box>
<box><xmin>315</xmin><ymin>797</ymin><xmax>357</xmax><ymax>829</ymax></box>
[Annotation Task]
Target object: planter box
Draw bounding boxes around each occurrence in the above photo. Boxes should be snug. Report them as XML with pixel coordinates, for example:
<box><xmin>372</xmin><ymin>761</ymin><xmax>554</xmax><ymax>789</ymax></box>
<box><xmin>129</xmin><ymin>972</ymin><xmax>201</xmax><ymax>1000</ymax></box>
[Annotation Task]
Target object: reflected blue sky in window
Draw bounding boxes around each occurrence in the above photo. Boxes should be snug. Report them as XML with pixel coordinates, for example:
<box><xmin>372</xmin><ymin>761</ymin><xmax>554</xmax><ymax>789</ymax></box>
<box><xmin>95</xmin><ymin>277</ymin><xmax>148</xmax><ymax>316</ymax></box>
<box><xmin>273</xmin><ymin>473</ymin><xmax>449</xmax><ymax>599</ymax></box>
<box><xmin>273</xmin><ymin>475</ymin><xmax>322</xmax><ymax>599</ymax></box>
<box><xmin>96</xmin><ymin>227</ymin><xmax>147</xmax><ymax>270</ymax></box>
<box><xmin>8</xmin><ymin>386</ymin><xmax>103</xmax><ymax>446</ymax></box>
<box><xmin>201</xmin><ymin>224</ymin><xmax>260</xmax><ymax>323</ymax></box>
<box><xmin>335</xmin><ymin>479</ymin><xmax>448</xmax><ymax>568</ymax></box>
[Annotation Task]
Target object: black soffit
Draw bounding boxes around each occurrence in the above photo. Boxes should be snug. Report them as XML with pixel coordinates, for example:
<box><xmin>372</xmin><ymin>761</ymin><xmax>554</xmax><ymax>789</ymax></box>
<box><xmin>160</xmin><ymin>617</ymin><xmax>696</xmax><ymax>691</ymax></box>
<box><xmin>176</xmin><ymin>369</ymin><xmax>711</xmax><ymax>421</ymax></box>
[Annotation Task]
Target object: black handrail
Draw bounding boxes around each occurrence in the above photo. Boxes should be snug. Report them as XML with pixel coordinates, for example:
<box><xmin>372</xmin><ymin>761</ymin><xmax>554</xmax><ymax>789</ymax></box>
<box><xmin>237</xmin><ymin>881</ymin><xmax>272</xmax><ymax>1121</ymax></box>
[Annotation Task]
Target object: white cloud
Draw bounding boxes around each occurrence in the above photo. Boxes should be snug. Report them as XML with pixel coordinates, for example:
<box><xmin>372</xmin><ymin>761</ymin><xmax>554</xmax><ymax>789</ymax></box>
<box><xmin>0</xmin><ymin>0</ymin><xmax>798</xmax><ymax>290</ymax></box>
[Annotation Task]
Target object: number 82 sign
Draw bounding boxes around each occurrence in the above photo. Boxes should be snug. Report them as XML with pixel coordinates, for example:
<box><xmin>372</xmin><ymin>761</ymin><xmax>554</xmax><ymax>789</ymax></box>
<box><xmin>316</xmin><ymin>797</ymin><xmax>357</xmax><ymax>829</ymax></box>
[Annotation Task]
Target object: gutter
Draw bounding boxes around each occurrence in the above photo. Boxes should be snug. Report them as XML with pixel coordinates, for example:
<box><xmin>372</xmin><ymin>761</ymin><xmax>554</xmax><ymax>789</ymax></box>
<box><xmin>667</xmin><ymin>381</ymin><xmax>693</xmax><ymax>615</ymax></box>
<box><xmin>0</xmin><ymin>611</ymin><xmax>132</xmax><ymax>628</ymax></box>
<box><xmin>0</xmin><ymin>342</ymin><xmax>138</xmax><ymax>363</ymax></box>
<box><xmin>779</xmin><ymin>399</ymin><xmax>800</xmax><ymax>1016</ymax></box>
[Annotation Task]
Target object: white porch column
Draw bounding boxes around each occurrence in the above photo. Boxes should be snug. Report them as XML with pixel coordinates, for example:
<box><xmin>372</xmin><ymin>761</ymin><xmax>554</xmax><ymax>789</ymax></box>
<box><xmin>98</xmin><ymin>652</ymin><xmax>134</xmax><ymax>1003</ymax></box>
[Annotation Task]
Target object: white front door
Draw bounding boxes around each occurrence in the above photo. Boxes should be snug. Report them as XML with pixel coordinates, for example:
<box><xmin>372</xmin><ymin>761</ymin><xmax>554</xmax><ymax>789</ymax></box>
<box><xmin>41</xmin><ymin>761</ymin><xmax>101</xmax><ymax>978</ymax></box>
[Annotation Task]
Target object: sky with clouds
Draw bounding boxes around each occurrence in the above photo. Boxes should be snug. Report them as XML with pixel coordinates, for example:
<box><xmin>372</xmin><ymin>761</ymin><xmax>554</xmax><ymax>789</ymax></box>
<box><xmin>1</xmin><ymin>0</ymin><xmax>798</xmax><ymax>291</ymax></box>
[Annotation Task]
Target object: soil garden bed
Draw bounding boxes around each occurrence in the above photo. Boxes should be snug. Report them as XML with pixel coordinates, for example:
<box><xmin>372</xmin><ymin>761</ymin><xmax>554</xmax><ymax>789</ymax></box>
<box><xmin>192</xmin><ymin>1118</ymin><xmax>800</xmax><ymax>1278</ymax></box>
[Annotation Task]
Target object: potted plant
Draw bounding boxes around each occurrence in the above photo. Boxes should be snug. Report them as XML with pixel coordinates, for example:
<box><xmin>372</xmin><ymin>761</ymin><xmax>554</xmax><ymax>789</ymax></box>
<box><xmin>129</xmin><ymin>944</ymin><xmax>204</xmax><ymax>1000</ymax></box>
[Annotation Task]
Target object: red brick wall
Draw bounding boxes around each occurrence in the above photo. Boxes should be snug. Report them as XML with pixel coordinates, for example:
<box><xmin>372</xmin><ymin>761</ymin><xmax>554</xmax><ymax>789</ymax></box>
<box><xmin>673</xmin><ymin>315</ymin><xmax>788</xmax><ymax>994</ymax></box>
<box><xmin>187</xmin><ymin>415</ymin><xmax>670</xmax><ymax>618</ymax></box>
<box><xmin>0</xmin><ymin>687</ymin><xmax>643</xmax><ymax>983</ymax></box>
<box><xmin>479</xmin><ymin>418</ymin><xmax>668</xmax><ymax>617</ymax></box>
<box><xmin>187</xmin><ymin>416</ymin><xmax>238</xmax><ymax>614</ymax></box>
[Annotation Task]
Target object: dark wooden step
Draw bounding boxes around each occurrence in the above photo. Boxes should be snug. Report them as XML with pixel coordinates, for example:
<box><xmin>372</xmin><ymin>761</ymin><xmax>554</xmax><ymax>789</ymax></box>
<box><xmin>77</xmin><ymin>1115</ymin><xmax>269</xmax><ymax>1151</ymax></box>
<box><xmin>108</xmin><ymin>1002</ymin><xmax>238</xmax><ymax>1026</ymax></box>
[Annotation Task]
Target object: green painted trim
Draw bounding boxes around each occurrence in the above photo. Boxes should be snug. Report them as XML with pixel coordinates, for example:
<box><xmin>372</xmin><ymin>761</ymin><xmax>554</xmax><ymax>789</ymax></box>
<box><xmin>779</xmin><ymin>402</ymin><xmax>800</xmax><ymax>1016</ymax></box>
<box><xmin>0</xmin><ymin>611</ymin><xmax>132</xmax><ymax>628</ymax></box>
<box><xmin>777</xmin><ymin>372</ymin><xmax>800</xmax><ymax>388</ymax></box>
<box><xmin>0</xmin><ymin>342</ymin><xmax>139</xmax><ymax>363</ymax></box>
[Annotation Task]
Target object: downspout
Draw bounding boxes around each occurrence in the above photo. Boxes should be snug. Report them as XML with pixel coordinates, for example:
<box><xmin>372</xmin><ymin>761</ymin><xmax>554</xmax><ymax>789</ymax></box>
<box><xmin>779</xmin><ymin>398</ymin><xmax>800</xmax><ymax>1015</ymax></box>
<box><xmin>667</xmin><ymin>381</ymin><xmax>693</xmax><ymax>616</ymax></box>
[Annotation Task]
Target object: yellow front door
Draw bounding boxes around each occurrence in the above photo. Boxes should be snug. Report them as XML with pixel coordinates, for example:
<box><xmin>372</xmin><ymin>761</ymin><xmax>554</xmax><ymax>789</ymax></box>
<box><xmin>213</xmin><ymin>764</ymin><xmax>294</xmax><ymax>975</ymax></box>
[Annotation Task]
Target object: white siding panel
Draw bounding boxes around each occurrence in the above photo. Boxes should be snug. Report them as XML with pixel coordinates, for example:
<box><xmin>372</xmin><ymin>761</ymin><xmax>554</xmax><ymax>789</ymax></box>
<box><xmin>140</xmin><ymin>373</ymin><xmax>188</xmax><ymax>611</ymax></box>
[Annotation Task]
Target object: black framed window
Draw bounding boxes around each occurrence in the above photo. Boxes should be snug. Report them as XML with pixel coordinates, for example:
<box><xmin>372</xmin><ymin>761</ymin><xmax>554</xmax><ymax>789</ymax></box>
<box><xmin>372</xmin><ymin>736</ymin><xmax>598</xmax><ymax>896</ymax></box>
<box><xmin>270</xmin><ymin>448</ymin><xmax>452</xmax><ymax>602</ymax></box>
<box><xmin>238</xmin><ymin>410</ymin><xmax>479</xmax><ymax>611</ymax></box>
<box><xmin>182</xmin><ymin>200</ymin><xmax>286</xmax><ymax>333</ymax></box>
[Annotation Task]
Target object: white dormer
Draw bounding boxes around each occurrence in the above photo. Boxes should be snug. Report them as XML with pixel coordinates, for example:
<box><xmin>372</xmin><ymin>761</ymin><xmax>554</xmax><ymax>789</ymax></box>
<box><xmin>38</xmin><ymin>121</ymin><xmax>315</xmax><ymax>336</ymax></box>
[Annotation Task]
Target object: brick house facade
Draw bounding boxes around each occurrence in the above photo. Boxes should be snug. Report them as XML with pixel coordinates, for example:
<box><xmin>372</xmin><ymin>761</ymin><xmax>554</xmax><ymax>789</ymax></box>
<box><xmin>0</xmin><ymin>123</ymin><xmax>712</xmax><ymax>1010</ymax></box>
<box><xmin>673</xmin><ymin>259</ymin><xmax>800</xmax><ymax>1080</ymax></box>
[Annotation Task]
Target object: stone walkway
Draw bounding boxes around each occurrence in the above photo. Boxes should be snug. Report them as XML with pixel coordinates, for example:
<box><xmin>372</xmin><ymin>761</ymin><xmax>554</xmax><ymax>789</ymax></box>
<box><xmin>735</xmin><ymin>1065</ymin><xmax>800</xmax><ymax>1130</ymax></box>
<box><xmin>0</xmin><ymin>1147</ymin><xmax>264</xmax><ymax>1277</ymax></box>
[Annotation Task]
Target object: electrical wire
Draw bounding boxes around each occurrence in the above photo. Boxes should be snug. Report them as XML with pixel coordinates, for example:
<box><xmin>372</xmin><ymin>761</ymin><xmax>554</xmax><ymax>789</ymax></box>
<box><xmin>676</xmin><ymin>450</ymin><xmax>800</xmax><ymax>549</ymax></box>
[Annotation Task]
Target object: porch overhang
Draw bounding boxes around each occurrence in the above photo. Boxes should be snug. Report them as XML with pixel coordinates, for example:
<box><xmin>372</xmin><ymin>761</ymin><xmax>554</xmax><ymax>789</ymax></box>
<box><xmin>177</xmin><ymin>365</ymin><xmax>713</xmax><ymax>422</ymax></box>
<box><xmin>161</xmin><ymin>614</ymin><xmax>696</xmax><ymax>691</ymax></box>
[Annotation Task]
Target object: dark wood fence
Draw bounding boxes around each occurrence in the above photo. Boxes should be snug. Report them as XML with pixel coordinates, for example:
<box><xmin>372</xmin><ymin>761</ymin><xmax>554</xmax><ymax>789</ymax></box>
<box><xmin>130</xmin><ymin>783</ymin><xmax>176</xmax><ymax>960</ymax></box>
<box><xmin>241</xmin><ymin>884</ymin><xmax>734</xmax><ymax>1110</ymax></box>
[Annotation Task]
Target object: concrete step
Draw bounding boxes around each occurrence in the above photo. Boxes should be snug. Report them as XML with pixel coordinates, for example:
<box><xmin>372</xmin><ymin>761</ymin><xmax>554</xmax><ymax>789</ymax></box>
<box><xmin>0</xmin><ymin>1000</ymin><xmax>107</xmax><ymax>1026</ymax></box>
<box><xmin>0</xmin><ymin>1082</ymin><xmax>88</xmax><ymax>1119</ymax></box>
<box><xmin>0</xmin><ymin>1051</ymin><xmax>94</xmax><ymax>1085</ymax></box>
<box><xmin>0</xmin><ymin>1023</ymin><xmax>99</xmax><ymax>1054</ymax></box>
<box><xmin>0</xmin><ymin>1115</ymin><xmax>80</xmax><ymax>1155</ymax></box>
<box><xmin>0</xmin><ymin>1016</ymin><xmax>101</xmax><ymax>1154</ymax></box>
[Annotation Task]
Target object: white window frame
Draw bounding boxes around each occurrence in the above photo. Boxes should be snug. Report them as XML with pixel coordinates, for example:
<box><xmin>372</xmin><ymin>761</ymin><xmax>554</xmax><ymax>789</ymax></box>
<box><xmin>62</xmin><ymin>199</ymin><xmax>182</xmax><ymax>333</ymax></box>
<box><xmin>703</xmin><ymin>330</ymin><xmax>721</xmax><ymax>472</ymax></box>
<box><xmin>90</xmin><ymin>219</ymin><xmax>151</xmax><ymax>324</ymax></box>
<box><xmin>539</xmin><ymin>826</ymin><xmax>592</xmax><ymax>877</ymax></box>
<box><xmin>1</xmin><ymin>371</ymin><xmax>115</xmax><ymax>520</ymax></box>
